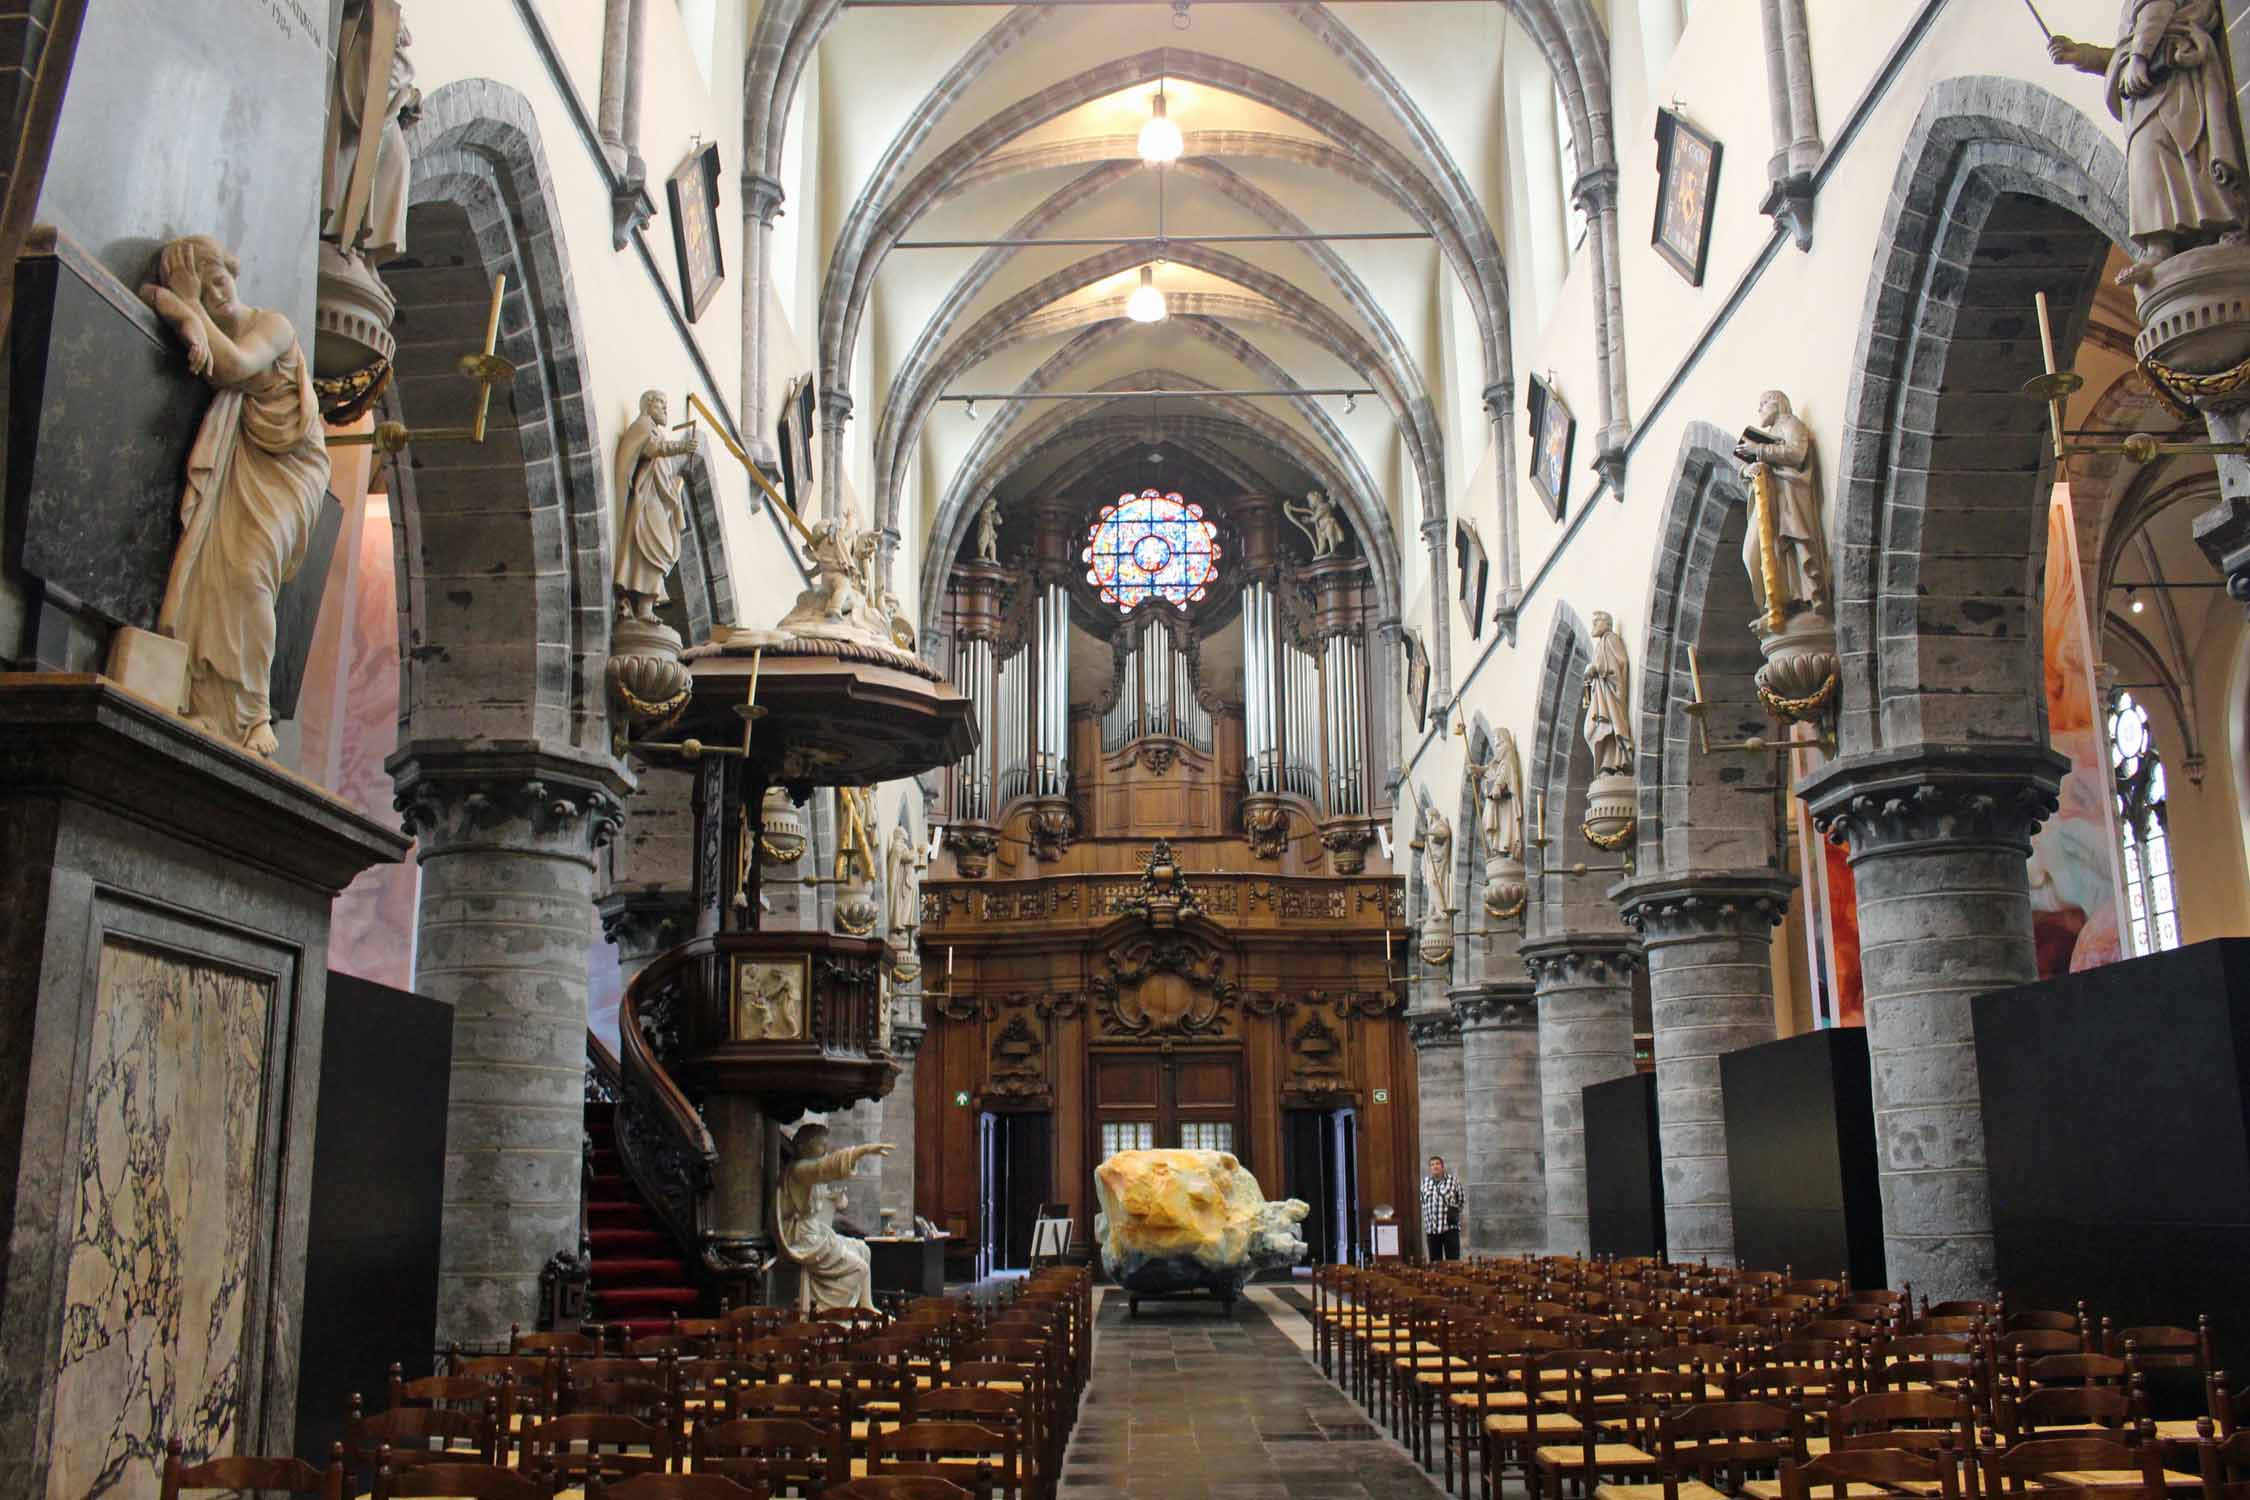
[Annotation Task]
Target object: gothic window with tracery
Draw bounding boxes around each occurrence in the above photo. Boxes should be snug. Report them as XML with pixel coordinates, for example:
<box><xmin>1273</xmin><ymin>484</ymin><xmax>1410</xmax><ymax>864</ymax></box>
<box><xmin>2110</xmin><ymin>691</ymin><xmax>2180</xmax><ymax>956</ymax></box>
<box><xmin>1083</xmin><ymin>490</ymin><xmax>1221</xmax><ymax>612</ymax></box>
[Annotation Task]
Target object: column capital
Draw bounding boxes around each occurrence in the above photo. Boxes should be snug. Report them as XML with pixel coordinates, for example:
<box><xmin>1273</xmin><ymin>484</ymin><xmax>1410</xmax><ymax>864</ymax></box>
<box><xmin>1519</xmin><ymin>931</ymin><xmax>1643</xmax><ymax>986</ymax></box>
<box><xmin>890</xmin><ymin>1023</ymin><xmax>928</xmax><ymax>1062</ymax></box>
<box><xmin>1798</xmin><ymin>744</ymin><xmax>2066</xmax><ymax>860</ymax></box>
<box><xmin>1419</xmin><ymin>515</ymin><xmax>1449</xmax><ymax>549</ymax></box>
<box><xmin>1570</xmin><ymin>166</ymin><xmax>1620</xmax><ymax>215</ymax></box>
<box><xmin>822</xmin><ymin>387</ymin><xmax>856</xmax><ymax>426</ymax></box>
<box><xmin>1450</xmin><ymin>982</ymin><xmax>1536</xmax><ymax>1032</ymax></box>
<box><xmin>743</xmin><ymin>171</ymin><xmax>787</xmax><ymax>226</ymax></box>
<box><xmin>2194</xmin><ymin>490</ymin><xmax>2250</xmax><ymax>612</ymax></box>
<box><xmin>1614</xmin><ymin>869</ymin><xmax>1794</xmax><ymax>945</ymax></box>
<box><xmin>599</xmin><ymin>883</ymin><xmax>696</xmax><ymax>965</ymax></box>
<box><xmin>1481</xmin><ymin>379</ymin><xmax>1515</xmax><ymax>417</ymax></box>
<box><xmin>1406</xmin><ymin>1009</ymin><xmax>1462</xmax><ymax>1050</ymax></box>
<box><xmin>389</xmin><ymin>743</ymin><xmax>633</xmax><ymax>859</ymax></box>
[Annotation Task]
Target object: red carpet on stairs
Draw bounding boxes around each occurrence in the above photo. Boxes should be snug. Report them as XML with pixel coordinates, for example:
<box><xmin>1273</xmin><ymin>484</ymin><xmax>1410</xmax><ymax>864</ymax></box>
<box><xmin>584</xmin><ymin>1100</ymin><xmax>706</xmax><ymax>1337</ymax></box>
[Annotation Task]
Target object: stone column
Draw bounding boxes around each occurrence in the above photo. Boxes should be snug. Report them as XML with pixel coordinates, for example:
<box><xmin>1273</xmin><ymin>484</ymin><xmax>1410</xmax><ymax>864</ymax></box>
<box><xmin>1521</xmin><ymin>932</ymin><xmax>1642</xmax><ymax>1256</ymax></box>
<box><xmin>1419</xmin><ymin>516</ymin><xmax>1453</xmax><ymax>711</ymax></box>
<box><xmin>820</xmin><ymin>387</ymin><xmax>855</xmax><ymax>523</ymax></box>
<box><xmin>1406</xmin><ymin>1010</ymin><xmax>1467</xmax><ymax>1195</ymax></box>
<box><xmin>1757</xmin><ymin>0</ymin><xmax>1822</xmax><ymax>246</ymax></box>
<box><xmin>1574</xmin><ymin>167</ymin><xmax>1631</xmax><ymax>485</ymax></box>
<box><xmin>1483</xmin><ymin>381</ymin><xmax>1523</xmax><ymax>627</ymax></box>
<box><xmin>1451</xmin><ymin>986</ymin><xmax>1543</xmax><ymax>1255</ymax></box>
<box><xmin>595</xmin><ymin>0</ymin><xmax>652</xmax><ymax>243</ymax></box>
<box><xmin>881</xmin><ymin>1015</ymin><xmax>926</xmax><ymax>1229</ymax></box>
<box><xmin>1615</xmin><ymin>870</ymin><xmax>1793</xmax><ymax>1266</ymax></box>
<box><xmin>1800</xmin><ymin>745</ymin><xmax>2064</xmax><ymax>1302</ymax></box>
<box><xmin>395</xmin><ymin>750</ymin><xmax>627</xmax><ymax>1348</ymax></box>
<box><xmin>742</xmin><ymin>174</ymin><xmax>787</xmax><ymax>447</ymax></box>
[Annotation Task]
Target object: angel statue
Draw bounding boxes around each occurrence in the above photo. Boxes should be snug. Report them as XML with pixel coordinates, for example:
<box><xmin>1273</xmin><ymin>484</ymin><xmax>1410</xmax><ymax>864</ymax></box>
<box><xmin>142</xmin><ymin>235</ymin><xmax>330</xmax><ymax>756</ymax></box>
<box><xmin>777</xmin><ymin>511</ymin><xmax>882</xmax><ymax>643</ymax></box>
<box><xmin>1282</xmin><ymin>488</ymin><xmax>1347</xmax><ymax>558</ymax></box>
<box><xmin>1480</xmin><ymin>729</ymin><xmax>1524</xmax><ymax>864</ymax></box>
<box><xmin>776</xmin><ymin>1125</ymin><xmax>893</xmax><ymax>1310</ymax></box>
<box><xmin>613</xmin><ymin>390</ymin><xmax>701</xmax><ymax>623</ymax></box>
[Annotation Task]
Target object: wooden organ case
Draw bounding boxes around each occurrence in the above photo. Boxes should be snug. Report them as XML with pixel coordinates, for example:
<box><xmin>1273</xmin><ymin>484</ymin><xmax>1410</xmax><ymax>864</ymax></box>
<box><xmin>917</xmin><ymin>490</ymin><xmax>1411</xmax><ymax>1274</ymax></box>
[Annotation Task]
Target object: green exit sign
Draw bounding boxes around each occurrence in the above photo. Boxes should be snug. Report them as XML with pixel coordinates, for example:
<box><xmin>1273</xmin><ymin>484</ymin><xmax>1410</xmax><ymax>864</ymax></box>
<box><xmin>954</xmin><ymin>1090</ymin><xmax>971</xmax><ymax>1107</ymax></box>
<box><xmin>1373</xmin><ymin>1089</ymin><xmax>1390</xmax><ymax>1104</ymax></box>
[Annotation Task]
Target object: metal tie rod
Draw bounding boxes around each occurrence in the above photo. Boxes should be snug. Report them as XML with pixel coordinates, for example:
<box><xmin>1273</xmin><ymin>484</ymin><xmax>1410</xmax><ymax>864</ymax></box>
<box><xmin>894</xmin><ymin>231</ymin><xmax>1433</xmax><ymax>248</ymax></box>
<box><xmin>939</xmin><ymin>387</ymin><xmax>1374</xmax><ymax>401</ymax></box>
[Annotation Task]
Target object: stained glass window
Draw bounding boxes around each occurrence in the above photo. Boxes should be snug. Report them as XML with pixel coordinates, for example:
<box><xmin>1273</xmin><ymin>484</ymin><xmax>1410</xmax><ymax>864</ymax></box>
<box><xmin>2109</xmin><ymin>692</ymin><xmax>2180</xmax><ymax>956</ymax></box>
<box><xmin>1083</xmin><ymin>490</ymin><xmax>1220</xmax><ymax>612</ymax></box>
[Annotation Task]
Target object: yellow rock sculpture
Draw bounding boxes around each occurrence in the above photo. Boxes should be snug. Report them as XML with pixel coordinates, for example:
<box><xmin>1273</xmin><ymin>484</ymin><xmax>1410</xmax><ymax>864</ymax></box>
<box><xmin>1093</xmin><ymin>1148</ymin><xmax>1308</xmax><ymax>1304</ymax></box>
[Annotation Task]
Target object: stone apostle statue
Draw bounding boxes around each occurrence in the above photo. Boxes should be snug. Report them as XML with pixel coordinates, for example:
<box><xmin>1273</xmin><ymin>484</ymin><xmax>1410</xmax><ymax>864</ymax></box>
<box><xmin>1480</xmin><ymin>729</ymin><xmax>1524</xmax><ymax>864</ymax></box>
<box><xmin>322</xmin><ymin>0</ymin><xmax>420</xmax><ymax>259</ymax></box>
<box><xmin>1581</xmin><ymin>611</ymin><xmax>1634</xmax><ymax>777</ymax></box>
<box><xmin>976</xmin><ymin>494</ymin><xmax>1002</xmax><ymax>562</ymax></box>
<box><xmin>613</xmin><ymin>390</ymin><xmax>701</xmax><ymax>622</ymax></box>
<box><xmin>1421</xmin><ymin>805</ymin><xmax>1455</xmax><ymax>913</ymax></box>
<box><xmin>777</xmin><ymin>1125</ymin><xmax>893</xmax><ymax>1311</ymax></box>
<box><xmin>1734</xmin><ymin>391</ymin><xmax>1830</xmax><ymax>621</ymax></box>
<box><xmin>1282</xmin><ymin>489</ymin><xmax>1346</xmax><ymax>557</ymax></box>
<box><xmin>886</xmin><ymin>825</ymin><xmax>923</xmax><ymax>943</ymax></box>
<box><xmin>142</xmin><ymin>237</ymin><xmax>330</xmax><ymax>756</ymax></box>
<box><xmin>2050</xmin><ymin>1</ymin><xmax>2245</xmax><ymax>270</ymax></box>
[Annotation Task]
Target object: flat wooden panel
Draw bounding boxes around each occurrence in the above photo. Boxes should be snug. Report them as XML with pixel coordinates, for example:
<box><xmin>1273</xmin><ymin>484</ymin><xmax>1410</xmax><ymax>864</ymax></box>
<box><xmin>1176</xmin><ymin>1056</ymin><xmax>1238</xmax><ymax>1107</ymax></box>
<box><xmin>1093</xmin><ymin>1054</ymin><xmax>1160</xmax><ymax>1108</ymax></box>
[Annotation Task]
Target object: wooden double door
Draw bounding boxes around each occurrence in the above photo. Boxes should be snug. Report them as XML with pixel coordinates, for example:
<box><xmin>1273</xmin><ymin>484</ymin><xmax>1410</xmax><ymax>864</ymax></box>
<box><xmin>1090</xmin><ymin>1049</ymin><xmax>1244</xmax><ymax>1161</ymax></box>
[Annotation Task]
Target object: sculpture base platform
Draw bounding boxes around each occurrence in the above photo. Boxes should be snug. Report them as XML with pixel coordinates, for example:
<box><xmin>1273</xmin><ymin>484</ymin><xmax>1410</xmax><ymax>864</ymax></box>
<box><xmin>0</xmin><ymin>675</ymin><xmax>409</xmax><ymax>1500</ymax></box>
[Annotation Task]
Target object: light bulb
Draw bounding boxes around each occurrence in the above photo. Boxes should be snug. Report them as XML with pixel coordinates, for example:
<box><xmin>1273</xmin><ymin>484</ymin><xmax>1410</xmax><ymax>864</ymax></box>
<box><xmin>1126</xmin><ymin>265</ymin><xmax>1168</xmax><ymax>323</ymax></box>
<box><xmin>2131</xmin><ymin>594</ymin><xmax>2146</xmax><ymax>614</ymax></box>
<box><xmin>1138</xmin><ymin>90</ymin><xmax>1183</xmax><ymax>164</ymax></box>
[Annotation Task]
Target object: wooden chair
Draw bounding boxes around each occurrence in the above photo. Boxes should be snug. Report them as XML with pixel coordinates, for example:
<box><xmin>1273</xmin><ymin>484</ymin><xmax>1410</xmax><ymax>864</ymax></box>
<box><xmin>1778</xmin><ymin>1446</ymin><xmax>1962</xmax><ymax>1500</ymax></box>
<box><xmin>519</xmin><ymin>1412</ymin><xmax>674</xmax><ymax>1489</ymax></box>
<box><xmin>865</xmin><ymin>1421</ymin><xmax>1016</xmax><ymax>1500</ymax></box>
<box><xmin>344</xmin><ymin>1395</ymin><xmax>499</xmax><ymax>1479</ymax></box>
<box><xmin>1531</xmin><ymin>1368</ymin><xmax>1702</xmax><ymax>1500</ymax></box>
<box><xmin>696</xmin><ymin>1416</ymin><xmax>848</xmax><ymax>1499</ymax></box>
<box><xmin>1998</xmin><ymin>1386</ymin><xmax>2136</xmax><ymax>1446</ymax></box>
<box><xmin>587</xmin><ymin>1475</ymin><xmax>766</xmax><ymax>1500</ymax></box>
<box><xmin>1649</xmin><ymin>1399</ymin><xmax>1805</xmax><ymax>1500</ymax></box>
<box><xmin>375</xmin><ymin>1461</ymin><xmax>546</xmax><ymax>1500</ymax></box>
<box><xmin>2197</xmin><ymin>1421</ymin><xmax>2250</xmax><ymax>1498</ymax></box>
<box><xmin>1820</xmin><ymin>1387</ymin><xmax>1975</xmax><ymax>1470</ymax></box>
<box><xmin>513</xmin><ymin>1325</ymin><xmax>602</xmax><ymax>1357</ymax></box>
<box><xmin>160</xmin><ymin>1438</ymin><xmax>342</xmax><ymax>1500</ymax></box>
<box><xmin>1977</xmin><ymin>1432</ymin><xmax>2172</xmax><ymax>1500</ymax></box>
<box><xmin>916</xmin><ymin>1389</ymin><xmax>1039</xmax><ymax>1499</ymax></box>
<box><xmin>820</xmin><ymin>1480</ymin><xmax>971</xmax><ymax>1500</ymax></box>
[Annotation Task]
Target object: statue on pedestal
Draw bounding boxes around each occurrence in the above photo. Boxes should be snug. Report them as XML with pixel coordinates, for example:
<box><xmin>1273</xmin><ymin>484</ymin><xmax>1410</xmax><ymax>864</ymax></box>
<box><xmin>885</xmin><ymin>825</ymin><xmax>924</xmax><ymax>982</ymax></box>
<box><xmin>613</xmin><ymin>390</ymin><xmax>701</xmax><ymax>624</ymax></box>
<box><xmin>1735</xmin><ymin>392</ymin><xmax>1830</xmax><ymax>624</ymax></box>
<box><xmin>323</xmin><ymin>0</ymin><xmax>420</xmax><ymax>262</ymax></box>
<box><xmin>777</xmin><ymin>1125</ymin><xmax>893</xmax><ymax>1310</ymax></box>
<box><xmin>142</xmin><ymin>236</ymin><xmax>330</xmax><ymax>757</ymax></box>
<box><xmin>1282</xmin><ymin>489</ymin><xmax>1346</xmax><ymax>558</ymax></box>
<box><xmin>2050</xmin><ymin>2</ymin><xmax>2245</xmax><ymax>277</ymax></box>
<box><xmin>1478</xmin><ymin>731</ymin><xmax>1524</xmax><ymax>865</ymax></box>
<box><xmin>1581</xmin><ymin>612</ymin><xmax>1634</xmax><ymax>778</ymax></box>
<box><xmin>1420</xmin><ymin>806</ymin><xmax>1454</xmax><ymax>914</ymax></box>
<box><xmin>777</xmin><ymin>513</ymin><xmax>883</xmax><ymax>644</ymax></box>
<box><xmin>975</xmin><ymin>494</ymin><xmax>1002</xmax><ymax>562</ymax></box>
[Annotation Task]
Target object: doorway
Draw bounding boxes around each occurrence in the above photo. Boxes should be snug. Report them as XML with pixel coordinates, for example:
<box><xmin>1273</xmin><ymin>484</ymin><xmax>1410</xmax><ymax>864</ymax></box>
<box><xmin>977</xmin><ymin>1110</ymin><xmax>1051</xmax><ymax>1276</ymax></box>
<box><xmin>1283</xmin><ymin>1106</ymin><xmax>1359</xmax><ymax>1265</ymax></box>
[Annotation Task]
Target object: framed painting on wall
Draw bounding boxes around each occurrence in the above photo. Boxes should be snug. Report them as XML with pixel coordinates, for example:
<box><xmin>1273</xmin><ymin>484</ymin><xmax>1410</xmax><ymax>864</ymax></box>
<box><xmin>1454</xmin><ymin>516</ymin><xmax>1489</xmax><ymax>640</ymax></box>
<box><xmin>1527</xmin><ymin>375</ymin><xmax>1574</xmax><ymax>521</ymax></box>
<box><xmin>1404</xmin><ymin>629</ymin><xmax>1431</xmax><ymax>734</ymax></box>
<box><xmin>1652</xmin><ymin>107</ymin><xmax>1722</xmax><ymax>287</ymax></box>
<box><xmin>667</xmin><ymin>141</ymin><xmax>726</xmax><ymax>322</ymax></box>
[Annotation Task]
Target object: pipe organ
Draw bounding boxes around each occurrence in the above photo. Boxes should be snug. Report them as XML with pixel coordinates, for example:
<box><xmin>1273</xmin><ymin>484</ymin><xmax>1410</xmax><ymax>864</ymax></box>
<box><xmin>922</xmin><ymin>488</ymin><xmax>1404</xmax><ymax>1278</ymax></box>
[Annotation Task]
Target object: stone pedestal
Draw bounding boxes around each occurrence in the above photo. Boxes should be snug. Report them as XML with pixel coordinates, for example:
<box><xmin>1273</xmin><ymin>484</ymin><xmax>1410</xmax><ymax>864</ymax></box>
<box><xmin>1615</xmin><ymin>870</ymin><xmax>1793</xmax><ymax>1266</ymax></box>
<box><xmin>1451</xmin><ymin>986</ymin><xmax>1543</xmax><ymax>1254</ymax></box>
<box><xmin>1521</xmin><ymin>933</ymin><xmax>1643</xmax><ymax>1256</ymax></box>
<box><xmin>1800</xmin><ymin>744</ymin><xmax>2064</xmax><ymax>1302</ymax></box>
<box><xmin>392</xmin><ymin>746</ymin><xmax>628</xmax><ymax>1349</ymax></box>
<box><xmin>0</xmin><ymin>677</ymin><xmax>407</xmax><ymax>1499</ymax></box>
<box><xmin>1405</xmin><ymin>1010</ymin><xmax>1466</xmax><ymax>1197</ymax></box>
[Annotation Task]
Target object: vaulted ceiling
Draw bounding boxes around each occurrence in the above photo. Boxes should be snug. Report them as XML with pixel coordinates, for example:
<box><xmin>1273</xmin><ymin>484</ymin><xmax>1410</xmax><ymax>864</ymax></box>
<box><xmin>744</xmin><ymin>0</ymin><xmax>1615</xmax><ymax>626</ymax></box>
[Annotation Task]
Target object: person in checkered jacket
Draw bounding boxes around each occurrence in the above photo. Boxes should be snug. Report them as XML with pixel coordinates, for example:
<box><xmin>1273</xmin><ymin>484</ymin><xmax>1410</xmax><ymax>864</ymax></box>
<box><xmin>1420</xmin><ymin>1155</ymin><xmax>1463</xmax><ymax>1261</ymax></box>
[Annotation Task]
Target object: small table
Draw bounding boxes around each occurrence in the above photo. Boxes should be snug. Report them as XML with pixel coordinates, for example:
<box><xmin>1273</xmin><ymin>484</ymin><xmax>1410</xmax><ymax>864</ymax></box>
<box><xmin>866</xmin><ymin>1234</ymin><xmax>948</xmax><ymax>1297</ymax></box>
